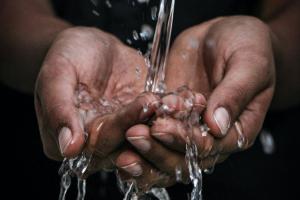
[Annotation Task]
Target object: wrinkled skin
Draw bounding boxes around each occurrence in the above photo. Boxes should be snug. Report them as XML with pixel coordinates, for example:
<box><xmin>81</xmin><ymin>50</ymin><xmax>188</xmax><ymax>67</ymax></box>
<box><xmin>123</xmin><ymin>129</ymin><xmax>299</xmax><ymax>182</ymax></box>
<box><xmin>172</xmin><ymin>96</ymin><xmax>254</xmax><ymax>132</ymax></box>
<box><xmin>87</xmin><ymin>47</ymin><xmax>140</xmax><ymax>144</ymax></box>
<box><xmin>35</xmin><ymin>27</ymin><xmax>151</xmax><ymax>161</ymax></box>
<box><xmin>117</xmin><ymin>16</ymin><xmax>275</xmax><ymax>188</ymax></box>
<box><xmin>35</xmin><ymin>16</ymin><xmax>275</xmax><ymax>189</ymax></box>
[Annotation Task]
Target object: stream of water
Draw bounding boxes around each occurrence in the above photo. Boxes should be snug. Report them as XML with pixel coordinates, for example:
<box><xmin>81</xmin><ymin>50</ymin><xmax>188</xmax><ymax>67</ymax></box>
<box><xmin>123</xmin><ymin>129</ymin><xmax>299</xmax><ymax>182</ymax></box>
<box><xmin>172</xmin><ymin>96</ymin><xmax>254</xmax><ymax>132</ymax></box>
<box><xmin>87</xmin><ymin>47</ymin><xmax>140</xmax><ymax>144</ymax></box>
<box><xmin>58</xmin><ymin>0</ymin><xmax>208</xmax><ymax>200</ymax></box>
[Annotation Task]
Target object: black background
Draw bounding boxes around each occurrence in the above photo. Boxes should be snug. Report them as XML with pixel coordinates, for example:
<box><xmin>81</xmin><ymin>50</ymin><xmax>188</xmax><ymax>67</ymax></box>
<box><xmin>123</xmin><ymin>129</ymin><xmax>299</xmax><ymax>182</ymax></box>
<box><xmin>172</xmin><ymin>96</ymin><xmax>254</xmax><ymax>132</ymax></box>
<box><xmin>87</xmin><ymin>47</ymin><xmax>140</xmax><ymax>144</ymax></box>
<box><xmin>1</xmin><ymin>0</ymin><xmax>299</xmax><ymax>199</ymax></box>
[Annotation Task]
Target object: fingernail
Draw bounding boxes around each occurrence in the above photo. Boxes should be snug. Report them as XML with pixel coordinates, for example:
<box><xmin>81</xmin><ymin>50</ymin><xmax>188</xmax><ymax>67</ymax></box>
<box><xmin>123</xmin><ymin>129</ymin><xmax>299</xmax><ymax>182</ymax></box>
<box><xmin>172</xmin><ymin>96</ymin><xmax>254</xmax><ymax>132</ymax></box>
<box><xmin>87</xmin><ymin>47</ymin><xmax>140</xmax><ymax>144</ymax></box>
<box><xmin>121</xmin><ymin>162</ymin><xmax>143</xmax><ymax>177</ymax></box>
<box><xmin>58</xmin><ymin>127</ymin><xmax>72</xmax><ymax>155</ymax></box>
<box><xmin>152</xmin><ymin>133</ymin><xmax>174</xmax><ymax>144</ymax></box>
<box><xmin>127</xmin><ymin>136</ymin><xmax>151</xmax><ymax>152</ymax></box>
<box><xmin>214</xmin><ymin>107</ymin><xmax>230</xmax><ymax>136</ymax></box>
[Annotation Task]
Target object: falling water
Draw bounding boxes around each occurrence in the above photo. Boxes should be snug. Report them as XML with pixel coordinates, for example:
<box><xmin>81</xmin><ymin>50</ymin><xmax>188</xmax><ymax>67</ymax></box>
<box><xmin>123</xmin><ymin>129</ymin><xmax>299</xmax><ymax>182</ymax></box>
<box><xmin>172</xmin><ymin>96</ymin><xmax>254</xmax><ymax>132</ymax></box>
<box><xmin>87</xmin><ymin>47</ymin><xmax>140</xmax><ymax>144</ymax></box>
<box><xmin>145</xmin><ymin>0</ymin><xmax>175</xmax><ymax>94</ymax></box>
<box><xmin>58</xmin><ymin>0</ymin><xmax>212</xmax><ymax>199</ymax></box>
<box><xmin>119</xmin><ymin>1</ymin><xmax>175</xmax><ymax>199</ymax></box>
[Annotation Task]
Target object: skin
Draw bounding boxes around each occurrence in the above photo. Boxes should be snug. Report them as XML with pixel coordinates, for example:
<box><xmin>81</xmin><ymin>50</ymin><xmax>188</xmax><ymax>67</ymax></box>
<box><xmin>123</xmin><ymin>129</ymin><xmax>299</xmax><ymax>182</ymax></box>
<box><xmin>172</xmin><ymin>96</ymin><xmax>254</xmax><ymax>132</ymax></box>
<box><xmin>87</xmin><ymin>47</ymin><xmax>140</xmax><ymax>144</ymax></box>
<box><xmin>1</xmin><ymin>0</ymin><xmax>300</xmax><ymax>190</ymax></box>
<box><xmin>34</xmin><ymin>27</ymin><xmax>151</xmax><ymax>160</ymax></box>
<box><xmin>117</xmin><ymin>16</ymin><xmax>275</xmax><ymax>187</ymax></box>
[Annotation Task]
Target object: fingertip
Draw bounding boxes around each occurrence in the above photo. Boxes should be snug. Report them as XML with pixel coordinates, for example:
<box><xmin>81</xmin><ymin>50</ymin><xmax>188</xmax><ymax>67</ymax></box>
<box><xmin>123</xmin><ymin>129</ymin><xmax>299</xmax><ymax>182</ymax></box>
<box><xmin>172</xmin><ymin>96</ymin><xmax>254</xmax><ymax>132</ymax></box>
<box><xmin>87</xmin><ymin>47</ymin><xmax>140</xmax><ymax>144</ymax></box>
<box><xmin>193</xmin><ymin>93</ymin><xmax>206</xmax><ymax>108</ymax></box>
<box><xmin>204</xmin><ymin>106</ymin><xmax>231</xmax><ymax>138</ymax></box>
<box><xmin>59</xmin><ymin>126</ymin><xmax>86</xmax><ymax>158</ymax></box>
<box><xmin>116</xmin><ymin>151</ymin><xmax>143</xmax><ymax>177</ymax></box>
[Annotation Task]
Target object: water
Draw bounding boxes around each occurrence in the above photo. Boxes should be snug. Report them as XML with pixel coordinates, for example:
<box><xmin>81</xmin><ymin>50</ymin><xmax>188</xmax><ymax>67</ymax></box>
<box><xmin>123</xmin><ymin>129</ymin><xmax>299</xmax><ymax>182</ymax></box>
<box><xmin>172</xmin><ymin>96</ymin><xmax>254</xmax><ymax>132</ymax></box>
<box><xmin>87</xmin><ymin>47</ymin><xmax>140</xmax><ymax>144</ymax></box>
<box><xmin>120</xmin><ymin>1</ymin><xmax>175</xmax><ymax>199</ymax></box>
<box><xmin>145</xmin><ymin>0</ymin><xmax>175</xmax><ymax>94</ymax></box>
<box><xmin>77</xmin><ymin>179</ymin><xmax>87</xmax><ymax>200</ymax></box>
<box><xmin>59</xmin><ymin>0</ymin><xmax>210</xmax><ymax>199</ymax></box>
<box><xmin>58</xmin><ymin>154</ymin><xmax>92</xmax><ymax>200</ymax></box>
<box><xmin>235</xmin><ymin>121</ymin><xmax>247</xmax><ymax>149</ymax></box>
<box><xmin>260</xmin><ymin>130</ymin><xmax>275</xmax><ymax>155</ymax></box>
<box><xmin>58</xmin><ymin>84</ymin><xmax>119</xmax><ymax>200</ymax></box>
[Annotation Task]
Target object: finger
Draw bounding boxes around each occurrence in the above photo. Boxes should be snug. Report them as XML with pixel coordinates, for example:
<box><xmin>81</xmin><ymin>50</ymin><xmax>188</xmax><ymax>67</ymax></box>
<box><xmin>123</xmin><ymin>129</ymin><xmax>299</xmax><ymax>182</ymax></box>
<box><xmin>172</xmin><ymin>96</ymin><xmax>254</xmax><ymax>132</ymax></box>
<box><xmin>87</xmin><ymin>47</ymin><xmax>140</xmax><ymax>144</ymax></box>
<box><xmin>211</xmin><ymin>88</ymin><xmax>274</xmax><ymax>154</ymax></box>
<box><xmin>86</xmin><ymin>92</ymin><xmax>160</xmax><ymax>158</ymax></box>
<box><xmin>35</xmin><ymin>57</ymin><xmax>85</xmax><ymax>160</ymax></box>
<box><xmin>151</xmin><ymin>116</ymin><xmax>214</xmax><ymax>158</ymax></box>
<box><xmin>115</xmin><ymin>150</ymin><xmax>174</xmax><ymax>190</ymax></box>
<box><xmin>125</xmin><ymin>124</ymin><xmax>190</xmax><ymax>183</ymax></box>
<box><xmin>204</xmin><ymin>51</ymin><xmax>274</xmax><ymax>138</ymax></box>
<box><xmin>151</xmin><ymin>117</ymin><xmax>187</xmax><ymax>153</ymax></box>
<box><xmin>159</xmin><ymin>91</ymin><xmax>206</xmax><ymax>119</ymax></box>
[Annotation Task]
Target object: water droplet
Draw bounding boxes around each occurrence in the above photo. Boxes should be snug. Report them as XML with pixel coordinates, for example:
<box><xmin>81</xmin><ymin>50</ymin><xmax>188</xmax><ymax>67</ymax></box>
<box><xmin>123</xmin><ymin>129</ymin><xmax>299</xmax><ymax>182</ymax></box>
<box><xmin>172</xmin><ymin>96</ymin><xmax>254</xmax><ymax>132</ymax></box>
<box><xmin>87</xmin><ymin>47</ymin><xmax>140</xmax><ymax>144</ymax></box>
<box><xmin>92</xmin><ymin>9</ymin><xmax>100</xmax><ymax>16</ymax></box>
<box><xmin>132</xmin><ymin>30</ymin><xmax>139</xmax><ymax>40</ymax></box>
<box><xmin>137</xmin><ymin>50</ymin><xmax>143</xmax><ymax>56</ymax></box>
<box><xmin>105</xmin><ymin>0</ymin><xmax>112</xmax><ymax>8</ymax></box>
<box><xmin>137</xmin><ymin>0</ymin><xmax>150</xmax><ymax>4</ymax></box>
<box><xmin>237</xmin><ymin>135</ymin><xmax>246</xmax><ymax>149</ymax></box>
<box><xmin>260</xmin><ymin>130</ymin><xmax>275</xmax><ymax>154</ymax></box>
<box><xmin>151</xmin><ymin>6</ymin><xmax>158</xmax><ymax>21</ymax></box>
<box><xmin>90</xmin><ymin>0</ymin><xmax>98</xmax><ymax>6</ymax></box>
<box><xmin>204</xmin><ymin>166</ymin><xmax>215</xmax><ymax>175</ymax></box>
<box><xmin>135</xmin><ymin>66</ymin><xmax>142</xmax><ymax>80</ymax></box>
<box><xmin>184</xmin><ymin>98</ymin><xmax>194</xmax><ymax>109</ymax></box>
<box><xmin>126</xmin><ymin>38</ymin><xmax>132</xmax><ymax>45</ymax></box>
<box><xmin>200</xmin><ymin>124</ymin><xmax>210</xmax><ymax>137</ymax></box>
<box><xmin>175</xmin><ymin>166</ymin><xmax>183</xmax><ymax>182</ymax></box>
<box><xmin>161</xmin><ymin>104</ymin><xmax>171</xmax><ymax>112</ymax></box>
<box><xmin>139</xmin><ymin>24</ymin><xmax>154</xmax><ymax>41</ymax></box>
<box><xmin>148</xmin><ymin>188</ymin><xmax>170</xmax><ymax>200</ymax></box>
<box><xmin>235</xmin><ymin>121</ymin><xmax>247</xmax><ymax>149</ymax></box>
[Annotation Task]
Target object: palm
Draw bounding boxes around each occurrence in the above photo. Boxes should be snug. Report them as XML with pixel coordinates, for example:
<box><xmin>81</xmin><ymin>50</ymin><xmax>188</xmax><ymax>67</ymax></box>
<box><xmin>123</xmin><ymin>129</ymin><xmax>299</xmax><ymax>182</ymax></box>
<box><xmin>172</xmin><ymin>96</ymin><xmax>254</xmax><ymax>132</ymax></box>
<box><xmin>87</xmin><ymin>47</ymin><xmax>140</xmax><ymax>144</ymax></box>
<box><xmin>35</xmin><ymin>27</ymin><xmax>149</xmax><ymax>160</ymax></box>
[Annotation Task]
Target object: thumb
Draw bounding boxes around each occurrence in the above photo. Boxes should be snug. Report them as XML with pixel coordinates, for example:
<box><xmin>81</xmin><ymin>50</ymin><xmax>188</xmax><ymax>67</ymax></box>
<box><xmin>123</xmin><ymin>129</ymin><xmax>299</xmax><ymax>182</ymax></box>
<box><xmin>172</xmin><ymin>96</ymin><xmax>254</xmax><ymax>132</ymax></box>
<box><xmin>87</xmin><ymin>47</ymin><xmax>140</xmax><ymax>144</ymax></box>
<box><xmin>86</xmin><ymin>92</ymin><xmax>160</xmax><ymax>158</ymax></box>
<box><xmin>204</xmin><ymin>52</ymin><xmax>274</xmax><ymax>138</ymax></box>
<box><xmin>35</xmin><ymin>58</ymin><xmax>85</xmax><ymax>160</ymax></box>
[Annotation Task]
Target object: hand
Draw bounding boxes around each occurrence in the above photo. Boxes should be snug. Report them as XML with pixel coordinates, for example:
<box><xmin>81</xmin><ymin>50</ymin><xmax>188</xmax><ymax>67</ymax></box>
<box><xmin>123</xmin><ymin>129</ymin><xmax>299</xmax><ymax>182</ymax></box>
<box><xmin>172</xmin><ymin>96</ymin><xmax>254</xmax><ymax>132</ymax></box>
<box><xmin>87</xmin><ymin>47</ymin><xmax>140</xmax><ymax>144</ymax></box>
<box><xmin>117</xmin><ymin>16</ymin><xmax>275</xmax><ymax>188</ymax></box>
<box><xmin>166</xmin><ymin>16</ymin><xmax>275</xmax><ymax>152</ymax></box>
<box><xmin>35</xmin><ymin>27</ymin><xmax>155</xmax><ymax>165</ymax></box>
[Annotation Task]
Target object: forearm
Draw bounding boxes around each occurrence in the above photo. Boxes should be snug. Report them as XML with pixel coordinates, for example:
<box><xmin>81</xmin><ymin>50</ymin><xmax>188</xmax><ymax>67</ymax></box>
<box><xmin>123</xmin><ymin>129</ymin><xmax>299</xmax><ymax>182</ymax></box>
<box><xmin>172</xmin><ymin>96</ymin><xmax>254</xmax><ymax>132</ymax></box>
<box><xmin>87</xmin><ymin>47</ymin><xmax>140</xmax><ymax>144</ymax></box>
<box><xmin>0</xmin><ymin>0</ymin><xmax>71</xmax><ymax>93</ymax></box>
<box><xmin>262</xmin><ymin>1</ymin><xmax>300</xmax><ymax>110</ymax></box>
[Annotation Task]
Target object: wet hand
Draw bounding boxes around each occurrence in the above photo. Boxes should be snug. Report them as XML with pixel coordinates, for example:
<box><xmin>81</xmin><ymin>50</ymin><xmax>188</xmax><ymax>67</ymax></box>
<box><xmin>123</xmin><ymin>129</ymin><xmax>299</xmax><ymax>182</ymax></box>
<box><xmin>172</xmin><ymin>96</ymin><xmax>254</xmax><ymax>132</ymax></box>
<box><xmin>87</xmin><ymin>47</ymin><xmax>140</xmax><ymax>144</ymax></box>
<box><xmin>35</xmin><ymin>27</ymin><xmax>151</xmax><ymax>163</ymax></box>
<box><xmin>117</xmin><ymin>16</ymin><xmax>275</xmax><ymax>188</ymax></box>
<box><xmin>165</xmin><ymin>16</ymin><xmax>275</xmax><ymax>160</ymax></box>
<box><xmin>116</xmin><ymin>90</ymin><xmax>219</xmax><ymax>189</ymax></box>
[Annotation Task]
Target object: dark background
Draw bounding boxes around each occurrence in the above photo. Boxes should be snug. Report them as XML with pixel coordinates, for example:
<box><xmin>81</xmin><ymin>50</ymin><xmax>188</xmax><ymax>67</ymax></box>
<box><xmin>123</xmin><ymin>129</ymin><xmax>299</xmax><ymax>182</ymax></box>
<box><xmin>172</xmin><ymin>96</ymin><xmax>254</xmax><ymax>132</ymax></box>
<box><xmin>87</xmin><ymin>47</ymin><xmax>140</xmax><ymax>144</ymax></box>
<box><xmin>2</xmin><ymin>0</ymin><xmax>300</xmax><ymax>199</ymax></box>
<box><xmin>1</xmin><ymin>81</ymin><xmax>299</xmax><ymax>200</ymax></box>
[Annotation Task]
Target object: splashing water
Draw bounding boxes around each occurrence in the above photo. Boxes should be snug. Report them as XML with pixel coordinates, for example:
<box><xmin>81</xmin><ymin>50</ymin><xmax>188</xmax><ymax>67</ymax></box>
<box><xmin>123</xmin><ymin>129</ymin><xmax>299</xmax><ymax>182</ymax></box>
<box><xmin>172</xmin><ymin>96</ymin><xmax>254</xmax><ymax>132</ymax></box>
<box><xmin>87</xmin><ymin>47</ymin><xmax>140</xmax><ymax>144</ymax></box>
<box><xmin>58</xmin><ymin>153</ymin><xmax>92</xmax><ymax>200</ymax></box>
<box><xmin>58</xmin><ymin>0</ymin><xmax>214</xmax><ymax>199</ymax></box>
<box><xmin>117</xmin><ymin>0</ymin><xmax>175</xmax><ymax>199</ymax></box>
<box><xmin>58</xmin><ymin>84</ymin><xmax>121</xmax><ymax>200</ymax></box>
<box><xmin>77</xmin><ymin>179</ymin><xmax>87</xmax><ymax>200</ymax></box>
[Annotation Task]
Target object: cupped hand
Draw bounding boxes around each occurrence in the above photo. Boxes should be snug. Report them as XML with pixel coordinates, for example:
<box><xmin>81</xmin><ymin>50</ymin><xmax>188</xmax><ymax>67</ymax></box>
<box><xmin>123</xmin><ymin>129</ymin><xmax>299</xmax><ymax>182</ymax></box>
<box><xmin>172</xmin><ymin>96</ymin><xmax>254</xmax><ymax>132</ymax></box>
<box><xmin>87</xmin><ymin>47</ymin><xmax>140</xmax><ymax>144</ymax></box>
<box><xmin>35</xmin><ymin>27</ymin><xmax>153</xmax><ymax>163</ymax></box>
<box><xmin>118</xmin><ymin>16</ymin><xmax>275</xmax><ymax>188</ymax></box>
<box><xmin>166</xmin><ymin>16</ymin><xmax>275</xmax><ymax>153</ymax></box>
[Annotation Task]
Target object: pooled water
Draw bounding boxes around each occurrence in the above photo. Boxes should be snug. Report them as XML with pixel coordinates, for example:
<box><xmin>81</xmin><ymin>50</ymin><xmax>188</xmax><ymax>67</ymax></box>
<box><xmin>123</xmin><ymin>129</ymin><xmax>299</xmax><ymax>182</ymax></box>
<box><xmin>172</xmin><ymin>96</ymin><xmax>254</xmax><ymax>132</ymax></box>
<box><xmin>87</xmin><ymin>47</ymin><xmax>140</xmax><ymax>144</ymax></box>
<box><xmin>58</xmin><ymin>0</ymin><xmax>212</xmax><ymax>199</ymax></box>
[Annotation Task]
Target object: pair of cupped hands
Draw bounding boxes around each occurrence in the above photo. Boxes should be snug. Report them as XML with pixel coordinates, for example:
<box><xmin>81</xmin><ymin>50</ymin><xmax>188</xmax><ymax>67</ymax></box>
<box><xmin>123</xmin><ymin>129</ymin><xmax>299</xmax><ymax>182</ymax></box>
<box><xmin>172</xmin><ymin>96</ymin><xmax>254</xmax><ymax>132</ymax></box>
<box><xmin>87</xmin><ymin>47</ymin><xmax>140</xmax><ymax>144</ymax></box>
<box><xmin>35</xmin><ymin>16</ymin><xmax>275</xmax><ymax>189</ymax></box>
